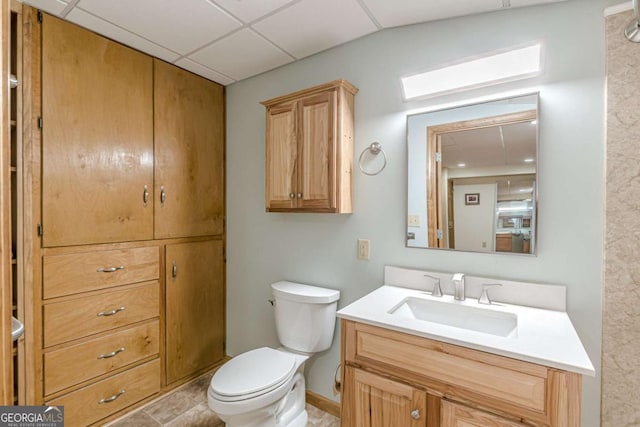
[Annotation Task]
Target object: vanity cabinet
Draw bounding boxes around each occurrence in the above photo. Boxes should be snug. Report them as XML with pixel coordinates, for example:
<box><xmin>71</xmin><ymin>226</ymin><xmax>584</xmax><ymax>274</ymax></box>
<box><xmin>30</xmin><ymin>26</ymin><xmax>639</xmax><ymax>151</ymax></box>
<box><xmin>165</xmin><ymin>239</ymin><xmax>225</xmax><ymax>385</ymax></box>
<box><xmin>341</xmin><ymin>320</ymin><xmax>582</xmax><ymax>427</ymax></box>
<box><xmin>261</xmin><ymin>80</ymin><xmax>357</xmax><ymax>213</ymax></box>
<box><xmin>41</xmin><ymin>14</ymin><xmax>154</xmax><ymax>247</ymax></box>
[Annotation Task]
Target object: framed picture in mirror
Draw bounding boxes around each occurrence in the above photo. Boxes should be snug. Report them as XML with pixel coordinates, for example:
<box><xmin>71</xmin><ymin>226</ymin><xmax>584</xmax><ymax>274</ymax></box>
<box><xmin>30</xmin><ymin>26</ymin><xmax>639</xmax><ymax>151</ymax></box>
<box><xmin>465</xmin><ymin>193</ymin><xmax>480</xmax><ymax>205</ymax></box>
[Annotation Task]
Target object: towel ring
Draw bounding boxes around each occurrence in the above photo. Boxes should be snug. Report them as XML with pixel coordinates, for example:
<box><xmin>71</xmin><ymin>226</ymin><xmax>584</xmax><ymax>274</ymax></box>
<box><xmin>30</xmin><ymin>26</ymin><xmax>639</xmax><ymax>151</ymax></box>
<box><xmin>358</xmin><ymin>142</ymin><xmax>387</xmax><ymax>176</ymax></box>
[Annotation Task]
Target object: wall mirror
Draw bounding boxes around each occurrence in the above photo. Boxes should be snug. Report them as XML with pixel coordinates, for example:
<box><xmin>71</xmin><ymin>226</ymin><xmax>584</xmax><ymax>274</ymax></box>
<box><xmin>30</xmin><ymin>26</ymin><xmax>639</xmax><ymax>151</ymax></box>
<box><xmin>406</xmin><ymin>93</ymin><xmax>538</xmax><ymax>255</ymax></box>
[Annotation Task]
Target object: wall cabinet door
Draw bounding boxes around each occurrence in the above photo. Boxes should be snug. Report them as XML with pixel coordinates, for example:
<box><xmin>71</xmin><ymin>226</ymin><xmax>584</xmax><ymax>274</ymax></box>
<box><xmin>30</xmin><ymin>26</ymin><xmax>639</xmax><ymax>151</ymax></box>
<box><xmin>42</xmin><ymin>15</ymin><xmax>153</xmax><ymax>247</ymax></box>
<box><xmin>441</xmin><ymin>401</ymin><xmax>524</xmax><ymax>427</ymax></box>
<box><xmin>263</xmin><ymin>80</ymin><xmax>356</xmax><ymax>213</ymax></box>
<box><xmin>165</xmin><ymin>240</ymin><xmax>224</xmax><ymax>384</ymax></box>
<box><xmin>344</xmin><ymin>367</ymin><xmax>427</xmax><ymax>427</ymax></box>
<box><xmin>154</xmin><ymin>60</ymin><xmax>224</xmax><ymax>239</ymax></box>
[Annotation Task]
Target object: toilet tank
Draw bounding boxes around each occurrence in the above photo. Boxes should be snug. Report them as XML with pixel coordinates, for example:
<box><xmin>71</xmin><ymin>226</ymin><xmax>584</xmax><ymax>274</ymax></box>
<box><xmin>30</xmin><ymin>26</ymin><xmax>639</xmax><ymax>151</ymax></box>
<box><xmin>271</xmin><ymin>281</ymin><xmax>340</xmax><ymax>353</ymax></box>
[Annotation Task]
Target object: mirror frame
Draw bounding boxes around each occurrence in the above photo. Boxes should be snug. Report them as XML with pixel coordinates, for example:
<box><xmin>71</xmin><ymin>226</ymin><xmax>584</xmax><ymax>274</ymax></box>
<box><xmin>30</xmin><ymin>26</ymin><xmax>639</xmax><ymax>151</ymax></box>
<box><xmin>406</xmin><ymin>93</ymin><xmax>539</xmax><ymax>255</ymax></box>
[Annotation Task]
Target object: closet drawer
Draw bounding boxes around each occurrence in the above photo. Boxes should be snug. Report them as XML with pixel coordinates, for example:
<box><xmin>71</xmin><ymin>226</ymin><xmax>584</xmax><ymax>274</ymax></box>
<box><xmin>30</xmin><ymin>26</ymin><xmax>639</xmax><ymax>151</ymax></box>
<box><xmin>44</xmin><ymin>321</ymin><xmax>159</xmax><ymax>396</ymax></box>
<box><xmin>44</xmin><ymin>282</ymin><xmax>159</xmax><ymax>347</ymax></box>
<box><xmin>346</xmin><ymin>321</ymin><xmax>548</xmax><ymax>414</ymax></box>
<box><xmin>47</xmin><ymin>359</ymin><xmax>160</xmax><ymax>427</ymax></box>
<box><xmin>43</xmin><ymin>246</ymin><xmax>159</xmax><ymax>299</ymax></box>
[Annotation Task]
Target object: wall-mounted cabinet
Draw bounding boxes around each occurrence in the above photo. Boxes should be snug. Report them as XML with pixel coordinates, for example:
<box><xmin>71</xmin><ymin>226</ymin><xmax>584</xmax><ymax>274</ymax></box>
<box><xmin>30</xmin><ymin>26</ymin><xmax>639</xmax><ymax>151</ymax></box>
<box><xmin>262</xmin><ymin>80</ymin><xmax>357</xmax><ymax>213</ymax></box>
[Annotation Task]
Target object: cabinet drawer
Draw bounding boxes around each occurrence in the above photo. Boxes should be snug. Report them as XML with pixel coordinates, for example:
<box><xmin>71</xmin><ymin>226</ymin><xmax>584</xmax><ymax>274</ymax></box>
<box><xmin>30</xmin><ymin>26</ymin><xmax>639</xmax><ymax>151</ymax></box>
<box><xmin>346</xmin><ymin>321</ymin><xmax>548</xmax><ymax>415</ymax></box>
<box><xmin>441</xmin><ymin>400</ymin><xmax>524</xmax><ymax>426</ymax></box>
<box><xmin>47</xmin><ymin>359</ymin><xmax>160</xmax><ymax>427</ymax></box>
<box><xmin>44</xmin><ymin>321</ymin><xmax>159</xmax><ymax>396</ymax></box>
<box><xmin>44</xmin><ymin>282</ymin><xmax>159</xmax><ymax>347</ymax></box>
<box><xmin>43</xmin><ymin>246</ymin><xmax>159</xmax><ymax>299</ymax></box>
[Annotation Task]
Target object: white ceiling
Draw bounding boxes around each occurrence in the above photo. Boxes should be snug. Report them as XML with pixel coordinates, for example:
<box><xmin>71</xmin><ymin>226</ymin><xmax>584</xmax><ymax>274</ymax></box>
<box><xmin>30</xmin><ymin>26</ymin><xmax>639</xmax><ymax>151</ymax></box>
<box><xmin>21</xmin><ymin>0</ymin><xmax>566</xmax><ymax>86</ymax></box>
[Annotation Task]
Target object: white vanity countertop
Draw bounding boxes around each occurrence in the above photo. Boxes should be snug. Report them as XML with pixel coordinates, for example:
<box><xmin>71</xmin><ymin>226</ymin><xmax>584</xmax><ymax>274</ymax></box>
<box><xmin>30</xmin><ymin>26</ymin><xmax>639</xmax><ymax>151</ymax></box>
<box><xmin>337</xmin><ymin>285</ymin><xmax>595</xmax><ymax>376</ymax></box>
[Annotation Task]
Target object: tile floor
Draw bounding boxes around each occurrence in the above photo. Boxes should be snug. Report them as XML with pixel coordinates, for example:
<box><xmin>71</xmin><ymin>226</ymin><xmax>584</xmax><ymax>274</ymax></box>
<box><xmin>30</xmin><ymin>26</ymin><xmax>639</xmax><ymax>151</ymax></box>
<box><xmin>106</xmin><ymin>372</ymin><xmax>340</xmax><ymax>426</ymax></box>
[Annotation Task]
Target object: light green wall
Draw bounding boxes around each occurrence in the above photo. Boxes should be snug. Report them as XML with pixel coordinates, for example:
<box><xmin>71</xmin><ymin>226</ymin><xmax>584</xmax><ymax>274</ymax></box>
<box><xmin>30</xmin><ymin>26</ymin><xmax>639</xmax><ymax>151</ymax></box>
<box><xmin>225</xmin><ymin>0</ymin><xmax>605</xmax><ymax>424</ymax></box>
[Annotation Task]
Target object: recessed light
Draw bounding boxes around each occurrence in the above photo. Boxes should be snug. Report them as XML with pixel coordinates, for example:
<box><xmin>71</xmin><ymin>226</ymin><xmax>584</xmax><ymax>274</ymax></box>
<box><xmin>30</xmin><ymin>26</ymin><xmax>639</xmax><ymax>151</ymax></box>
<box><xmin>401</xmin><ymin>43</ymin><xmax>542</xmax><ymax>100</ymax></box>
<box><xmin>524</xmin><ymin>158</ymin><xmax>535</xmax><ymax>163</ymax></box>
<box><xmin>457</xmin><ymin>163</ymin><xmax>466</xmax><ymax>167</ymax></box>
<box><xmin>530</xmin><ymin>120</ymin><xmax>538</xmax><ymax>125</ymax></box>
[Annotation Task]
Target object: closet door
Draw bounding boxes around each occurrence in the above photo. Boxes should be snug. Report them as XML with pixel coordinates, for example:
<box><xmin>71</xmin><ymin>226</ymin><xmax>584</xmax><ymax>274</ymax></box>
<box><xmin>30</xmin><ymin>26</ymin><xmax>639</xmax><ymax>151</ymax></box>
<box><xmin>165</xmin><ymin>239</ymin><xmax>224</xmax><ymax>384</ymax></box>
<box><xmin>41</xmin><ymin>15</ymin><xmax>153</xmax><ymax>247</ymax></box>
<box><xmin>154</xmin><ymin>60</ymin><xmax>224</xmax><ymax>239</ymax></box>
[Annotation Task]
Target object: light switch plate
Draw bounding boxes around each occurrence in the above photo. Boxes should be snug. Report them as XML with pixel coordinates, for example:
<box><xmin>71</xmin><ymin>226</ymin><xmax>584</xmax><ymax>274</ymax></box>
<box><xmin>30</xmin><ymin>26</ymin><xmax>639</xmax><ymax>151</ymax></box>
<box><xmin>357</xmin><ymin>239</ymin><xmax>370</xmax><ymax>260</ymax></box>
<box><xmin>408</xmin><ymin>215</ymin><xmax>420</xmax><ymax>227</ymax></box>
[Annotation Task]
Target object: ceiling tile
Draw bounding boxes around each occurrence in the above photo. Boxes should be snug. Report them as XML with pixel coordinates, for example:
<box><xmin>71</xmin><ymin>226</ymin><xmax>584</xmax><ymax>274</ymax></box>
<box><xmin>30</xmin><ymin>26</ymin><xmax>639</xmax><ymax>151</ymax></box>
<box><xmin>189</xmin><ymin>29</ymin><xmax>293</xmax><ymax>81</ymax></box>
<box><xmin>77</xmin><ymin>0</ymin><xmax>242</xmax><ymax>54</ymax></box>
<box><xmin>211</xmin><ymin>0</ymin><xmax>298</xmax><ymax>23</ymax></box>
<box><xmin>253</xmin><ymin>0</ymin><xmax>377</xmax><ymax>59</ymax></box>
<box><xmin>22</xmin><ymin>0</ymin><xmax>68</xmax><ymax>16</ymax></box>
<box><xmin>360</xmin><ymin>0</ymin><xmax>502</xmax><ymax>28</ymax></box>
<box><xmin>66</xmin><ymin>8</ymin><xmax>180</xmax><ymax>63</ymax></box>
<box><xmin>174</xmin><ymin>58</ymin><xmax>236</xmax><ymax>86</ymax></box>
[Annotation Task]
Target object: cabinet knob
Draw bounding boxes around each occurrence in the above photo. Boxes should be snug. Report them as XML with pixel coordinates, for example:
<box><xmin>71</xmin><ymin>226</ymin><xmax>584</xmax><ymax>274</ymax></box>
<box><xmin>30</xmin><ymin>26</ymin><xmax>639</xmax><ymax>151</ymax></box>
<box><xmin>160</xmin><ymin>186</ymin><xmax>166</xmax><ymax>207</ymax></box>
<box><xmin>410</xmin><ymin>409</ymin><xmax>421</xmax><ymax>420</ymax></box>
<box><xmin>142</xmin><ymin>185</ymin><xmax>149</xmax><ymax>207</ymax></box>
<box><xmin>289</xmin><ymin>193</ymin><xmax>295</xmax><ymax>199</ymax></box>
<box><xmin>297</xmin><ymin>193</ymin><xmax>302</xmax><ymax>199</ymax></box>
<box><xmin>172</xmin><ymin>261</ymin><xmax>178</xmax><ymax>279</ymax></box>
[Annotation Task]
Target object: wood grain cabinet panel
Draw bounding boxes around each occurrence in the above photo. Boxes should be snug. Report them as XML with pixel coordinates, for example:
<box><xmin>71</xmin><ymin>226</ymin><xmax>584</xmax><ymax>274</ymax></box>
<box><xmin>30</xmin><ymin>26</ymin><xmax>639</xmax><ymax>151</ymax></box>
<box><xmin>42</xmin><ymin>246</ymin><xmax>159</xmax><ymax>299</ymax></box>
<box><xmin>44</xmin><ymin>321</ymin><xmax>159</xmax><ymax>396</ymax></box>
<box><xmin>165</xmin><ymin>239</ymin><xmax>224</xmax><ymax>384</ymax></box>
<box><xmin>341</xmin><ymin>320</ymin><xmax>583</xmax><ymax>427</ymax></box>
<box><xmin>262</xmin><ymin>80</ymin><xmax>357</xmax><ymax>213</ymax></box>
<box><xmin>344</xmin><ymin>367</ymin><xmax>427</xmax><ymax>427</ymax></box>
<box><xmin>153</xmin><ymin>59</ymin><xmax>224</xmax><ymax>239</ymax></box>
<box><xmin>47</xmin><ymin>359</ymin><xmax>160</xmax><ymax>427</ymax></box>
<box><xmin>43</xmin><ymin>282</ymin><xmax>159</xmax><ymax>347</ymax></box>
<box><xmin>41</xmin><ymin>14</ymin><xmax>154</xmax><ymax>247</ymax></box>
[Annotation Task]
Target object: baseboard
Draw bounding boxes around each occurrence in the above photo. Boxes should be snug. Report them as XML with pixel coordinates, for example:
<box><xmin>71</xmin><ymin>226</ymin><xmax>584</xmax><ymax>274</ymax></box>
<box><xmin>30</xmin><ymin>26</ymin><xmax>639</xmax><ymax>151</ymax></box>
<box><xmin>306</xmin><ymin>390</ymin><xmax>340</xmax><ymax>418</ymax></box>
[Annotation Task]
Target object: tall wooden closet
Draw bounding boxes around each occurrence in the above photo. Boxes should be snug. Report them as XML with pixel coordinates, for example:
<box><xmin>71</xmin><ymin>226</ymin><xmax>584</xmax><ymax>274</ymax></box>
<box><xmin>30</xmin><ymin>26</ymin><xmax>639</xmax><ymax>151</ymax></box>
<box><xmin>17</xmin><ymin>9</ymin><xmax>226</xmax><ymax>425</ymax></box>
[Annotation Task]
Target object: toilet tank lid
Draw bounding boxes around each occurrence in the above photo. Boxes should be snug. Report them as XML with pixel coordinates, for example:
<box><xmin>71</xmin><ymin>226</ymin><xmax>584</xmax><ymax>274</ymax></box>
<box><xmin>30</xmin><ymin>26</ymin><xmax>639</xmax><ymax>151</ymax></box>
<box><xmin>271</xmin><ymin>281</ymin><xmax>340</xmax><ymax>304</ymax></box>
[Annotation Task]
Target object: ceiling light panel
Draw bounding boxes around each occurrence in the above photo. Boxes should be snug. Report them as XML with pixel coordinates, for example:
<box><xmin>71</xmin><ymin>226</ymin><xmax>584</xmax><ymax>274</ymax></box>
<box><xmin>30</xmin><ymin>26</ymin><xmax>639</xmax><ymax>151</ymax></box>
<box><xmin>253</xmin><ymin>0</ymin><xmax>377</xmax><ymax>58</ymax></box>
<box><xmin>77</xmin><ymin>0</ymin><xmax>242</xmax><ymax>54</ymax></box>
<box><xmin>66</xmin><ymin>8</ymin><xmax>180</xmax><ymax>63</ymax></box>
<box><xmin>189</xmin><ymin>29</ymin><xmax>293</xmax><ymax>81</ymax></box>
<box><xmin>211</xmin><ymin>0</ymin><xmax>298</xmax><ymax>23</ymax></box>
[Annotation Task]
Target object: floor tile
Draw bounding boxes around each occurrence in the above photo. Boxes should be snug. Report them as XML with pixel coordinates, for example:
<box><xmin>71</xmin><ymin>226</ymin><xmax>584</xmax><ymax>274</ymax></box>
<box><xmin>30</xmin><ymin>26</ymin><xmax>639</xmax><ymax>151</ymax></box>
<box><xmin>108</xmin><ymin>410</ymin><xmax>161</xmax><ymax>427</ymax></box>
<box><xmin>144</xmin><ymin>388</ymin><xmax>199</xmax><ymax>424</ymax></box>
<box><xmin>164</xmin><ymin>402</ymin><xmax>223</xmax><ymax>427</ymax></box>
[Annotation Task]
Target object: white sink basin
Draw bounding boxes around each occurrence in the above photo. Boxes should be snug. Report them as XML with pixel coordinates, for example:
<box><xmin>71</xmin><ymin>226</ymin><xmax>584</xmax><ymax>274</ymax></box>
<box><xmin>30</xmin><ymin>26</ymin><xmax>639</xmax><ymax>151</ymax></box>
<box><xmin>388</xmin><ymin>297</ymin><xmax>517</xmax><ymax>337</ymax></box>
<box><xmin>12</xmin><ymin>316</ymin><xmax>24</xmax><ymax>341</ymax></box>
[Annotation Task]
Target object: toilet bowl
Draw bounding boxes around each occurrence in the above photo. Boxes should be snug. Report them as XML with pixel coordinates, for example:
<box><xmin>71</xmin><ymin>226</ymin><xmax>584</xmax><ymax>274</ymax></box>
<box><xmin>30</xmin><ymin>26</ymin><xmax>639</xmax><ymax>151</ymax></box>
<box><xmin>208</xmin><ymin>281</ymin><xmax>340</xmax><ymax>427</ymax></box>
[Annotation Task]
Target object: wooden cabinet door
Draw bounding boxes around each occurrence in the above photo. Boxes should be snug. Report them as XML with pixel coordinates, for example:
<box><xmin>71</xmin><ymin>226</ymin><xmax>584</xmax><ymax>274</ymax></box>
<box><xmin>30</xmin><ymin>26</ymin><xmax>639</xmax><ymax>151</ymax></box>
<box><xmin>441</xmin><ymin>401</ymin><xmax>524</xmax><ymax>427</ymax></box>
<box><xmin>154</xmin><ymin>60</ymin><xmax>224</xmax><ymax>239</ymax></box>
<box><xmin>265</xmin><ymin>101</ymin><xmax>297</xmax><ymax>210</ymax></box>
<box><xmin>344</xmin><ymin>367</ymin><xmax>427</xmax><ymax>427</ymax></box>
<box><xmin>298</xmin><ymin>91</ymin><xmax>336</xmax><ymax>210</ymax></box>
<box><xmin>42</xmin><ymin>15</ymin><xmax>153</xmax><ymax>247</ymax></box>
<box><xmin>165</xmin><ymin>240</ymin><xmax>224</xmax><ymax>384</ymax></box>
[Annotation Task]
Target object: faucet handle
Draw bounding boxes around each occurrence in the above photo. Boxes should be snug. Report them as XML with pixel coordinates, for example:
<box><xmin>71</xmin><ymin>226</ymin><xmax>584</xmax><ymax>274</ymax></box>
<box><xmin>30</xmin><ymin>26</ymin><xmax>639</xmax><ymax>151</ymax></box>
<box><xmin>479</xmin><ymin>283</ymin><xmax>502</xmax><ymax>305</ymax></box>
<box><xmin>424</xmin><ymin>274</ymin><xmax>443</xmax><ymax>297</ymax></box>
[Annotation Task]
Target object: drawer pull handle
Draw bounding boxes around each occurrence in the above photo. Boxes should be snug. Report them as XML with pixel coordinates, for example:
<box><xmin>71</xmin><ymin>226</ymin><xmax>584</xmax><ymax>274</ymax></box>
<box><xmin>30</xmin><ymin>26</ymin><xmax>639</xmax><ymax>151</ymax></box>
<box><xmin>410</xmin><ymin>409</ymin><xmax>421</xmax><ymax>420</ymax></box>
<box><xmin>143</xmin><ymin>184</ymin><xmax>149</xmax><ymax>207</ymax></box>
<box><xmin>98</xmin><ymin>389</ymin><xmax>126</xmax><ymax>404</ymax></box>
<box><xmin>97</xmin><ymin>307</ymin><xmax>125</xmax><ymax>317</ymax></box>
<box><xmin>97</xmin><ymin>347</ymin><xmax>126</xmax><ymax>359</ymax></box>
<box><xmin>96</xmin><ymin>265</ymin><xmax>125</xmax><ymax>273</ymax></box>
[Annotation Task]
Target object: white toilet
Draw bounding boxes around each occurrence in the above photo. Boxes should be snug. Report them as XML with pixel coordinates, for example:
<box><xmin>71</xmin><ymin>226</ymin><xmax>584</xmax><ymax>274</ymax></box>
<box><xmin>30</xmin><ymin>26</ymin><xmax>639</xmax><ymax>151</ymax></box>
<box><xmin>208</xmin><ymin>281</ymin><xmax>340</xmax><ymax>427</ymax></box>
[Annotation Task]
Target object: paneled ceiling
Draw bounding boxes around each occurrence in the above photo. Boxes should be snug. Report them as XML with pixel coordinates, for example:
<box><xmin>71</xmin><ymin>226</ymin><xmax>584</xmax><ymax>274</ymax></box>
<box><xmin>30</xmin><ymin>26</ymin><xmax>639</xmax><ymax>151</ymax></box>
<box><xmin>21</xmin><ymin>0</ymin><xmax>567</xmax><ymax>86</ymax></box>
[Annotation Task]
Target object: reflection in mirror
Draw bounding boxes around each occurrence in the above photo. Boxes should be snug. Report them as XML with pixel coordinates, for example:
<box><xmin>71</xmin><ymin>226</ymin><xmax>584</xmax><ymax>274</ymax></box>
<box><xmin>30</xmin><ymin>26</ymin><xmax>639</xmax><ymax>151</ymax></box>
<box><xmin>406</xmin><ymin>94</ymin><xmax>538</xmax><ymax>255</ymax></box>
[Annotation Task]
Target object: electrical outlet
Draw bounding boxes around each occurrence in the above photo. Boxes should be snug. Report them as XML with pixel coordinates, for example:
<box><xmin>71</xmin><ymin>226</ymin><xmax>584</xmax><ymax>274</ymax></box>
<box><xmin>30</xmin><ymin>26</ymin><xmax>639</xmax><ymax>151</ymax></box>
<box><xmin>357</xmin><ymin>239</ymin><xmax>370</xmax><ymax>260</ymax></box>
<box><xmin>408</xmin><ymin>215</ymin><xmax>420</xmax><ymax>227</ymax></box>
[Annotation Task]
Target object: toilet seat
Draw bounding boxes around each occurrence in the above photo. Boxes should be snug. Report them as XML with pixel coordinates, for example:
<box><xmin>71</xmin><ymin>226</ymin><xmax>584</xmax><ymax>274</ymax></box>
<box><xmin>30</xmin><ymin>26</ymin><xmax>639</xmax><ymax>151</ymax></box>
<box><xmin>211</xmin><ymin>347</ymin><xmax>297</xmax><ymax>402</ymax></box>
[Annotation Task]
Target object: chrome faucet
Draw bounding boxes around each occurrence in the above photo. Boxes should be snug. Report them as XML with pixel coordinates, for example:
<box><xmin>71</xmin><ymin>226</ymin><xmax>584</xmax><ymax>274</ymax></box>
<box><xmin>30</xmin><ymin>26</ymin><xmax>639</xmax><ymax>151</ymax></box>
<box><xmin>424</xmin><ymin>274</ymin><xmax>443</xmax><ymax>297</ymax></box>
<box><xmin>452</xmin><ymin>273</ymin><xmax>465</xmax><ymax>301</ymax></box>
